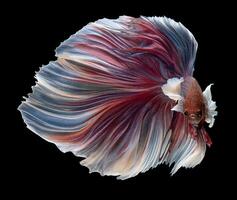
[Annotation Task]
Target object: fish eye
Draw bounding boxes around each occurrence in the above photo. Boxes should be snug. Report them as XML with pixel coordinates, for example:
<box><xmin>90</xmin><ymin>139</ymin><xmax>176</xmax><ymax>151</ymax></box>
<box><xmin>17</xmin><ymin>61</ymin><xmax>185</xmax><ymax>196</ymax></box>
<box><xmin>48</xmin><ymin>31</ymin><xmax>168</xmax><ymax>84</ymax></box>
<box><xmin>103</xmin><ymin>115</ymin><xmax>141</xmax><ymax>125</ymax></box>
<box><xmin>184</xmin><ymin>111</ymin><xmax>188</xmax><ymax>116</ymax></box>
<box><xmin>196</xmin><ymin>110</ymin><xmax>202</xmax><ymax>117</ymax></box>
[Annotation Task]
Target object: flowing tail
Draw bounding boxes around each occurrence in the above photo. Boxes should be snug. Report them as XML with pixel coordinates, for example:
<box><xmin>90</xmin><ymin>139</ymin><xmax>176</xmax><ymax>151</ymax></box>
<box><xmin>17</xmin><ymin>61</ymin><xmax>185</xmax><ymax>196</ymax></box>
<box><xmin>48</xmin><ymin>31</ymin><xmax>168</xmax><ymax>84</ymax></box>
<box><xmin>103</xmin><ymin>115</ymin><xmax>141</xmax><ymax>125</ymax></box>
<box><xmin>19</xmin><ymin>16</ymin><xmax>205</xmax><ymax>179</ymax></box>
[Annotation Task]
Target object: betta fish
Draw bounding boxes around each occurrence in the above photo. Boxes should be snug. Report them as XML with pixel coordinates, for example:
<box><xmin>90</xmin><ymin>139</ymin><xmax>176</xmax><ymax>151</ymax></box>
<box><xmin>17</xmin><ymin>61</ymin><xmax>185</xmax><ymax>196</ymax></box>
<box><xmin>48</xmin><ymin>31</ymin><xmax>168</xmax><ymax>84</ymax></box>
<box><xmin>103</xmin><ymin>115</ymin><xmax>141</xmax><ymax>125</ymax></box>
<box><xmin>18</xmin><ymin>16</ymin><xmax>217</xmax><ymax>180</ymax></box>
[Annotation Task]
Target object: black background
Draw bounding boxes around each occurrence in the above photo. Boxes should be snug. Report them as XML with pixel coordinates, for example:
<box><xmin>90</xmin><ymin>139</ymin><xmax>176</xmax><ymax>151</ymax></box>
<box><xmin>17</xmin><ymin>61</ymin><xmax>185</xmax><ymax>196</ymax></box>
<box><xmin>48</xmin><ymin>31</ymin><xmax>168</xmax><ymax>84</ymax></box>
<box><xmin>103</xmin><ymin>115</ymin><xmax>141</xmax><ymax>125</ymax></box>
<box><xmin>5</xmin><ymin>1</ymin><xmax>235</xmax><ymax>198</ymax></box>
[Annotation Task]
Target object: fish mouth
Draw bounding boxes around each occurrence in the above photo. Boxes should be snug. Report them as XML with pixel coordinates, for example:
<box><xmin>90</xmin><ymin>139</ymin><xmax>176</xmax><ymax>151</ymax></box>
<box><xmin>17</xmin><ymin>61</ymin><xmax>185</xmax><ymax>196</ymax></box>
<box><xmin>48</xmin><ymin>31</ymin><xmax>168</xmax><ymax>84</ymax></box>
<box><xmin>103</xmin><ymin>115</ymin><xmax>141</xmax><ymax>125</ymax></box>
<box><xmin>188</xmin><ymin>115</ymin><xmax>201</xmax><ymax>126</ymax></box>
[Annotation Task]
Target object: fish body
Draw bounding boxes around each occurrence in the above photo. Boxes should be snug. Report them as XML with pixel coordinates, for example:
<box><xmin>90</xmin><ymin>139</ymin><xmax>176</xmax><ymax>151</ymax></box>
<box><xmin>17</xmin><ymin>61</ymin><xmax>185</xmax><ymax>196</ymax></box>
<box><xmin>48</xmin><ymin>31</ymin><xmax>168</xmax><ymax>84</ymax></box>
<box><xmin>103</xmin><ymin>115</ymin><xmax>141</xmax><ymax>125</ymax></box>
<box><xmin>18</xmin><ymin>16</ymin><xmax>217</xmax><ymax>179</ymax></box>
<box><xmin>183</xmin><ymin>77</ymin><xmax>206</xmax><ymax>126</ymax></box>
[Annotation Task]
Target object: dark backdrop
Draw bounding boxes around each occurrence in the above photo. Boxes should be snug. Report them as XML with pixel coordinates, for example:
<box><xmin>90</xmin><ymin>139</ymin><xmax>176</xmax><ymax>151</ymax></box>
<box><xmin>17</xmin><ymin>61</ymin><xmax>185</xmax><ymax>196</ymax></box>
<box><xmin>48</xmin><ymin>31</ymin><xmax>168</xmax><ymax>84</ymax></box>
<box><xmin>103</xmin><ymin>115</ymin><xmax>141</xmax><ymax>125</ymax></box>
<box><xmin>6</xmin><ymin>1</ymin><xmax>235</xmax><ymax>198</ymax></box>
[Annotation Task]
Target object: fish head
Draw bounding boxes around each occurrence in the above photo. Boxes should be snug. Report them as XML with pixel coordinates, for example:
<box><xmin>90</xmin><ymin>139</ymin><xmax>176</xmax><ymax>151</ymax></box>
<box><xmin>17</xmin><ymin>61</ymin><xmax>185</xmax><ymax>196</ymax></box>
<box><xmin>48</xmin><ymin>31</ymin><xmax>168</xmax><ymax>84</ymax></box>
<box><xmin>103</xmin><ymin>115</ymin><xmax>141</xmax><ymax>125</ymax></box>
<box><xmin>183</xmin><ymin>102</ymin><xmax>205</xmax><ymax>126</ymax></box>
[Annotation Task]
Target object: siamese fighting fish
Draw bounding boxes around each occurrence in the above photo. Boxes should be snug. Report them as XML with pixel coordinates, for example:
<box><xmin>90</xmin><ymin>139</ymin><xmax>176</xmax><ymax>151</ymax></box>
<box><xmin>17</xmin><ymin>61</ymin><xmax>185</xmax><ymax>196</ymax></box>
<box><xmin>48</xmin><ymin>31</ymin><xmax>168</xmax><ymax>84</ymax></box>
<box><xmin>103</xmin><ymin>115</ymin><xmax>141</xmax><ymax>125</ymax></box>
<box><xmin>18</xmin><ymin>16</ymin><xmax>217</xmax><ymax>180</ymax></box>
